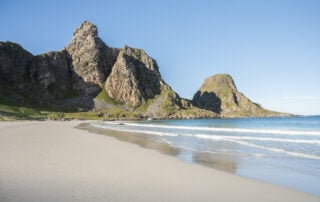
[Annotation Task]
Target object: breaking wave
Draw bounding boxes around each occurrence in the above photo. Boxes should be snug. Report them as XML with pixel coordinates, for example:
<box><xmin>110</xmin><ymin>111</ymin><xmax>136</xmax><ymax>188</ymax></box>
<box><xmin>91</xmin><ymin>122</ymin><xmax>320</xmax><ymax>160</ymax></box>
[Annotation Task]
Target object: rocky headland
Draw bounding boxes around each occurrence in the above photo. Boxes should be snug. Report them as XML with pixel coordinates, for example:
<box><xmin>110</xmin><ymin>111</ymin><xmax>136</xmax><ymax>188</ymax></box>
<box><xmin>0</xmin><ymin>21</ymin><xmax>288</xmax><ymax>120</ymax></box>
<box><xmin>192</xmin><ymin>74</ymin><xmax>289</xmax><ymax>117</ymax></box>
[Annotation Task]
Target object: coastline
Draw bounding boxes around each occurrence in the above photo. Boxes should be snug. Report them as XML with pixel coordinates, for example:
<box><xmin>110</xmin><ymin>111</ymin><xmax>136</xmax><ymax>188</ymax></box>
<box><xmin>0</xmin><ymin>121</ymin><xmax>318</xmax><ymax>201</ymax></box>
<box><xmin>80</xmin><ymin>120</ymin><xmax>320</xmax><ymax>195</ymax></box>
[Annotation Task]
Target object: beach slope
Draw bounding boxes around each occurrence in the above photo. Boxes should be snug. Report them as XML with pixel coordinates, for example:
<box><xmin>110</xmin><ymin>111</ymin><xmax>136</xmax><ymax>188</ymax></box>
<box><xmin>0</xmin><ymin>121</ymin><xmax>318</xmax><ymax>202</ymax></box>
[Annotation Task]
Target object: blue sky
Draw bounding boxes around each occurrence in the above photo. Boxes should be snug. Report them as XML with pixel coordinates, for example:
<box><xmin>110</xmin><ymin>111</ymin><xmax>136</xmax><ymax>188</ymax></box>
<box><xmin>1</xmin><ymin>0</ymin><xmax>320</xmax><ymax>115</ymax></box>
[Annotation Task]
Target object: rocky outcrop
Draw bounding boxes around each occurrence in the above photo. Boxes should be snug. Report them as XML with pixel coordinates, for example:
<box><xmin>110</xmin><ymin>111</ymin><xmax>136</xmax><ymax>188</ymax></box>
<box><xmin>105</xmin><ymin>46</ymin><xmax>162</xmax><ymax>107</ymax></box>
<box><xmin>0</xmin><ymin>21</ymin><xmax>211</xmax><ymax>118</ymax></box>
<box><xmin>0</xmin><ymin>42</ymin><xmax>34</xmax><ymax>103</ymax></box>
<box><xmin>27</xmin><ymin>50</ymin><xmax>72</xmax><ymax>99</ymax></box>
<box><xmin>0</xmin><ymin>42</ymin><xmax>33</xmax><ymax>85</ymax></box>
<box><xmin>101</xmin><ymin>43</ymin><xmax>287</xmax><ymax>119</ymax></box>
<box><xmin>1</xmin><ymin>21</ymin><xmax>285</xmax><ymax>119</ymax></box>
<box><xmin>103</xmin><ymin>45</ymin><xmax>218</xmax><ymax>118</ymax></box>
<box><xmin>193</xmin><ymin>74</ymin><xmax>286</xmax><ymax>117</ymax></box>
<box><xmin>65</xmin><ymin>21</ymin><xmax>118</xmax><ymax>95</ymax></box>
<box><xmin>0</xmin><ymin>21</ymin><xmax>119</xmax><ymax>109</ymax></box>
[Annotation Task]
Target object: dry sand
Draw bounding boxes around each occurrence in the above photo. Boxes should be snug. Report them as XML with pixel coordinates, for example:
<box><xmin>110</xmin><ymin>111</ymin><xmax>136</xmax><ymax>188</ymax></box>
<box><xmin>0</xmin><ymin>121</ymin><xmax>318</xmax><ymax>202</ymax></box>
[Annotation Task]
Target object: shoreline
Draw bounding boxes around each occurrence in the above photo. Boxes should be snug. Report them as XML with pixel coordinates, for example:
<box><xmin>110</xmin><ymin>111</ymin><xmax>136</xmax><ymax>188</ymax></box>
<box><xmin>81</xmin><ymin>121</ymin><xmax>320</xmax><ymax>195</ymax></box>
<box><xmin>0</xmin><ymin>121</ymin><xmax>319</xmax><ymax>201</ymax></box>
<box><xmin>79</xmin><ymin>122</ymin><xmax>240</xmax><ymax>173</ymax></box>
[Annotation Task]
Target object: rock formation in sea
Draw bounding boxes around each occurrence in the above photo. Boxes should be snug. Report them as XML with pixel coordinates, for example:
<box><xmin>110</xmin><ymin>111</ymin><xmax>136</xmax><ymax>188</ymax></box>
<box><xmin>192</xmin><ymin>74</ymin><xmax>287</xmax><ymax>117</ymax></box>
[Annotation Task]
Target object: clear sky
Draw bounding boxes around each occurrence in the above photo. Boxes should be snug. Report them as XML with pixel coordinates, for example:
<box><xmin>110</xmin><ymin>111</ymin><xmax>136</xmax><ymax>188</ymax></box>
<box><xmin>1</xmin><ymin>0</ymin><xmax>320</xmax><ymax>115</ymax></box>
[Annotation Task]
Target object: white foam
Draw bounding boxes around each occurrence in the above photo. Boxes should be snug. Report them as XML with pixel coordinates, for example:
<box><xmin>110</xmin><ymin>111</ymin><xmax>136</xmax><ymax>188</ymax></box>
<box><xmin>92</xmin><ymin>123</ymin><xmax>320</xmax><ymax>145</ymax></box>
<box><xmin>227</xmin><ymin>139</ymin><xmax>320</xmax><ymax>160</ymax></box>
<box><xmin>122</xmin><ymin>122</ymin><xmax>320</xmax><ymax>136</ymax></box>
<box><xmin>193</xmin><ymin>134</ymin><xmax>320</xmax><ymax>145</ymax></box>
<box><xmin>91</xmin><ymin>123</ymin><xmax>178</xmax><ymax>137</ymax></box>
<box><xmin>91</xmin><ymin>123</ymin><xmax>320</xmax><ymax>160</ymax></box>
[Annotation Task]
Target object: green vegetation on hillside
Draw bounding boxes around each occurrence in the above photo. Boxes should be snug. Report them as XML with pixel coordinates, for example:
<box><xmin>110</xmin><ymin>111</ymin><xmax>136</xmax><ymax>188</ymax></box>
<box><xmin>95</xmin><ymin>84</ymin><xmax>120</xmax><ymax>105</ymax></box>
<box><xmin>0</xmin><ymin>102</ymin><xmax>136</xmax><ymax>121</ymax></box>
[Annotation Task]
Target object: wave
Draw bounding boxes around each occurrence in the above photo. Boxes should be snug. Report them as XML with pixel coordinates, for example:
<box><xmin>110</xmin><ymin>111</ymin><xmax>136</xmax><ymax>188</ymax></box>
<box><xmin>92</xmin><ymin>123</ymin><xmax>320</xmax><ymax>145</ymax></box>
<box><xmin>123</xmin><ymin>122</ymin><xmax>320</xmax><ymax>136</ymax></box>
<box><xmin>91</xmin><ymin>122</ymin><xmax>320</xmax><ymax>160</ymax></box>
<box><xmin>90</xmin><ymin>123</ymin><xmax>178</xmax><ymax>137</ymax></box>
<box><xmin>193</xmin><ymin>134</ymin><xmax>320</xmax><ymax>145</ymax></box>
<box><xmin>227</xmin><ymin>139</ymin><xmax>320</xmax><ymax>160</ymax></box>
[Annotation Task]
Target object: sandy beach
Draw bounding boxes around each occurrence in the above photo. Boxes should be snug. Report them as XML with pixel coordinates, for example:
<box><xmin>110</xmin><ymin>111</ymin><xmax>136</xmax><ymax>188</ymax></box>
<box><xmin>0</xmin><ymin>121</ymin><xmax>318</xmax><ymax>202</ymax></box>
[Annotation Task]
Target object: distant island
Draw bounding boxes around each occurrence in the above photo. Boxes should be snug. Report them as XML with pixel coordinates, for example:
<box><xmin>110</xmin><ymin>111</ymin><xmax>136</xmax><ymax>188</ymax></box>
<box><xmin>0</xmin><ymin>21</ymin><xmax>290</xmax><ymax>120</ymax></box>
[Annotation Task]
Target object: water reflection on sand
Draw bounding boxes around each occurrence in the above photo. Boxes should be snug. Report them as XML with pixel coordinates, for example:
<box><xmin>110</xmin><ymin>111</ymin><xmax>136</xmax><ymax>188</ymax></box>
<box><xmin>78</xmin><ymin>123</ymin><xmax>180</xmax><ymax>156</ymax></box>
<box><xmin>78</xmin><ymin>122</ymin><xmax>239</xmax><ymax>174</ymax></box>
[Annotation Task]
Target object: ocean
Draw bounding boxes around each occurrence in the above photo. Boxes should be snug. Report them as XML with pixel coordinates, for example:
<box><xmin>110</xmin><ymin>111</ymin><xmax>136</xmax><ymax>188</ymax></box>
<box><xmin>90</xmin><ymin>116</ymin><xmax>320</xmax><ymax>195</ymax></box>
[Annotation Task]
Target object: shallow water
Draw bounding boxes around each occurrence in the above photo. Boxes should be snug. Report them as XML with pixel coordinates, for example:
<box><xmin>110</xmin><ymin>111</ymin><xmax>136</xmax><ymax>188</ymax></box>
<box><xmin>88</xmin><ymin>116</ymin><xmax>320</xmax><ymax>195</ymax></box>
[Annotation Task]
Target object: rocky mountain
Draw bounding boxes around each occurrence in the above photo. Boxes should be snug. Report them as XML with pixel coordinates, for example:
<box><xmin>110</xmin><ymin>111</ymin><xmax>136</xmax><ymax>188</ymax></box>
<box><xmin>192</xmin><ymin>74</ymin><xmax>288</xmax><ymax>117</ymax></box>
<box><xmin>0</xmin><ymin>21</ymin><xmax>288</xmax><ymax>119</ymax></box>
<box><xmin>65</xmin><ymin>21</ymin><xmax>118</xmax><ymax>96</ymax></box>
<box><xmin>105</xmin><ymin>46</ymin><xmax>162</xmax><ymax>107</ymax></box>
<box><xmin>0</xmin><ymin>21</ymin><xmax>217</xmax><ymax>119</ymax></box>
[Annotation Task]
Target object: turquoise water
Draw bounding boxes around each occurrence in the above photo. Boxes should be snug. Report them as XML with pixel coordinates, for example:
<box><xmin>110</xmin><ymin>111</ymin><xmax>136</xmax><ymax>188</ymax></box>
<box><xmin>92</xmin><ymin>116</ymin><xmax>320</xmax><ymax>195</ymax></box>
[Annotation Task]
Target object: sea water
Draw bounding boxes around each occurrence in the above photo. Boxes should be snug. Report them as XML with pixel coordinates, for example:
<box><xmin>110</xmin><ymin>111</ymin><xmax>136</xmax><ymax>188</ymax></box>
<box><xmin>91</xmin><ymin>116</ymin><xmax>320</xmax><ymax>195</ymax></box>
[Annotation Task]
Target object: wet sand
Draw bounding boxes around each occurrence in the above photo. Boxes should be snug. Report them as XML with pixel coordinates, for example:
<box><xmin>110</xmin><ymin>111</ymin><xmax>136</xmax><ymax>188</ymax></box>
<box><xmin>0</xmin><ymin>121</ymin><xmax>318</xmax><ymax>201</ymax></box>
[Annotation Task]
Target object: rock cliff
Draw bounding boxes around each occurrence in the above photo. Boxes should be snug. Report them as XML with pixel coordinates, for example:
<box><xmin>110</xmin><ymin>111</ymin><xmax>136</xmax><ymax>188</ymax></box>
<box><xmin>103</xmin><ymin>45</ymin><xmax>216</xmax><ymax>118</ymax></box>
<box><xmin>193</xmin><ymin>74</ymin><xmax>287</xmax><ymax>117</ymax></box>
<box><xmin>65</xmin><ymin>21</ymin><xmax>118</xmax><ymax>95</ymax></box>
<box><xmin>0</xmin><ymin>42</ymin><xmax>33</xmax><ymax>84</ymax></box>
<box><xmin>0</xmin><ymin>21</ymin><xmax>217</xmax><ymax>119</ymax></box>
<box><xmin>0</xmin><ymin>42</ymin><xmax>34</xmax><ymax>103</ymax></box>
<box><xmin>105</xmin><ymin>46</ymin><xmax>162</xmax><ymax>107</ymax></box>
<box><xmin>0</xmin><ymin>21</ymin><xmax>287</xmax><ymax>119</ymax></box>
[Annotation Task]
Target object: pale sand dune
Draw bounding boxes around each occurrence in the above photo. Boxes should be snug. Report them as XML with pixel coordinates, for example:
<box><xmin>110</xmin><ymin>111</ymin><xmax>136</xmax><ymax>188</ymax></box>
<box><xmin>0</xmin><ymin>121</ymin><xmax>318</xmax><ymax>202</ymax></box>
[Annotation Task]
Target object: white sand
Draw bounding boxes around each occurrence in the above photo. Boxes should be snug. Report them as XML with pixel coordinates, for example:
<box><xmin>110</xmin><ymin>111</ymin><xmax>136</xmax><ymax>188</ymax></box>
<box><xmin>0</xmin><ymin>121</ymin><xmax>318</xmax><ymax>202</ymax></box>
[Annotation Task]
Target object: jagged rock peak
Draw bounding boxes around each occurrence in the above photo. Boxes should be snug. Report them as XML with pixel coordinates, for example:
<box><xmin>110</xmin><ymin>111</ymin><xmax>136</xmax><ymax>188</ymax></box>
<box><xmin>121</xmin><ymin>45</ymin><xmax>160</xmax><ymax>73</ymax></box>
<box><xmin>73</xmin><ymin>21</ymin><xmax>98</xmax><ymax>38</ymax></box>
<box><xmin>105</xmin><ymin>46</ymin><xmax>162</xmax><ymax>107</ymax></box>
<box><xmin>66</xmin><ymin>21</ymin><xmax>103</xmax><ymax>54</ymax></box>
<box><xmin>66</xmin><ymin>21</ymin><xmax>103</xmax><ymax>53</ymax></box>
<box><xmin>65</xmin><ymin>21</ymin><xmax>118</xmax><ymax>96</ymax></box>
